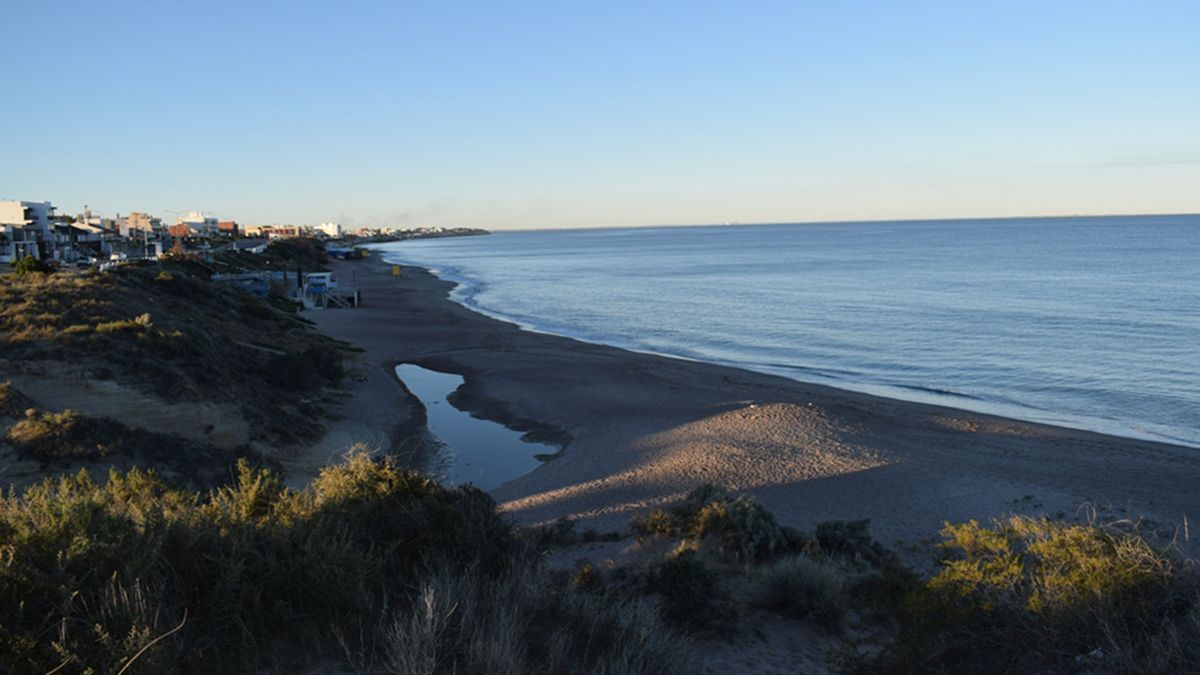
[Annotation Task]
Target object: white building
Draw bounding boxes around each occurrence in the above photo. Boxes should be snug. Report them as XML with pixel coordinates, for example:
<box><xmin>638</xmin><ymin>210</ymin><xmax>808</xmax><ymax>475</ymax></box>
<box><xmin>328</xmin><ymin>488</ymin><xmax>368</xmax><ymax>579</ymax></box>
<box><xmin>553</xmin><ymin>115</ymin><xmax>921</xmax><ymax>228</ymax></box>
<box><xmin>0</xmin><ymin>200</ymin><xmax>55</xmax><ymax>262</ymax></box>
<box><xmin>315</xmin><ymin>222</ymin><xmax>342</xmax><ymax>238</ymax></box>
<box><xmin>177</xmin><ymin>211</ymin><xmax>219</xmax><ymax>235</ymax></box>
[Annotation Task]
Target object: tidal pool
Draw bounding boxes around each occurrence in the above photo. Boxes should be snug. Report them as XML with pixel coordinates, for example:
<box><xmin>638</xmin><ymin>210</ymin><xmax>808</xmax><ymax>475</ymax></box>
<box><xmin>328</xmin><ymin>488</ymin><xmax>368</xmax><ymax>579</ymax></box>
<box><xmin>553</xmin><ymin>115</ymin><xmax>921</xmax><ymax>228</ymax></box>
<box><xmin>395</xmin><ymin>364</ymin><xmax>554</xmax><ymax>489</ymax></box>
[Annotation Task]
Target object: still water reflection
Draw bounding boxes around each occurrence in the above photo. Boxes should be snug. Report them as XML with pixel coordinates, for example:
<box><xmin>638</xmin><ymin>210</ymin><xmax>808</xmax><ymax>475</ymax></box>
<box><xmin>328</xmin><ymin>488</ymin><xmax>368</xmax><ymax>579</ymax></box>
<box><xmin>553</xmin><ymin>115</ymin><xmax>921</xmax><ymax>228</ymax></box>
<box><xmin>395</xmin><ymin>364</ymin><xmax>553</xmax><ymax>489</ymax></box>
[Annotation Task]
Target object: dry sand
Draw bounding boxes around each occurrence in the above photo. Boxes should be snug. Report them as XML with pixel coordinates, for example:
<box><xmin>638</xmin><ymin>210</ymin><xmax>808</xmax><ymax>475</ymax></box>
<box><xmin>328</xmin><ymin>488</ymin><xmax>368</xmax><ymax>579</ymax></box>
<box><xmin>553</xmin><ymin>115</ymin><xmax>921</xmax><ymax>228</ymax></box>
<box><xmin>305</xmin><ymin>257</ymin><xmax>1200</xmax><ymax>552</ymax></box>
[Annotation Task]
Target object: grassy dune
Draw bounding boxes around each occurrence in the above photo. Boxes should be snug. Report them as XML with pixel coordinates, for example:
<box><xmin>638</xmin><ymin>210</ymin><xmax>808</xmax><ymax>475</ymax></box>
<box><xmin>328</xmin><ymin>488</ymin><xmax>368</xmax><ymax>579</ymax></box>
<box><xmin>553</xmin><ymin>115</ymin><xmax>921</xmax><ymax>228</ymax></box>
<box><xmin>1</xmin><ymin>455</ymin><xmax>1196</xmax><ymax>674</ymax></box>
<box><xmin>1</xmin><ymin>245</ymin><xmax>354</xmax><ymax>488</ymax></box>
<box><xmin>0</xmin><ymin>259</ymin><xmax>347</xmax><ymax>445</ymax></box>
<box><xmin>0</xmin><ymin>451</ymin><xmax>689</xmax><ymax>674</ymax></box>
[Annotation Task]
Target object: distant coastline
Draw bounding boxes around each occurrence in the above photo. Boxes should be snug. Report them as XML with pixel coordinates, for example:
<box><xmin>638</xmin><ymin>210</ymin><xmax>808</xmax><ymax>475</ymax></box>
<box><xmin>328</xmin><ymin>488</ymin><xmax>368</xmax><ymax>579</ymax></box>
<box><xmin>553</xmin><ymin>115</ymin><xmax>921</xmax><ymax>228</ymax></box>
<box><xmin>343</xmin><ymin>226</ymin><xmax>489</xmax><ymax>245</ymax></box>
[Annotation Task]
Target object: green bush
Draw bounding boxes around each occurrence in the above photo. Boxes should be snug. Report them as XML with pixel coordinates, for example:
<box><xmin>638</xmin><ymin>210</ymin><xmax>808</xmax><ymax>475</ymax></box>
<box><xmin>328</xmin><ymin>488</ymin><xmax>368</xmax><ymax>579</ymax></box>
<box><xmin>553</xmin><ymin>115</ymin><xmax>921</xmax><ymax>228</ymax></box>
<box><xmin>0</xmin><ymin>451</ymin><xmax>692</xmax><ymax>674</ymax></box>
<box><xmin>5</xmin><ymin>408</ymin><xmax>112</xmax><ymax>459</ymax></box>
<box><xmin>0</xmin><ymin>451</ymin><xmax>509</xmax><ymax>672</ymax></box>
<box><xmin>525</xmin><ymin>516</ymin><xmax>578</xmax><ymax>550</ymax></box>
<box><xmin>645</xmin><ymin>550</ymin><xmax>722</xmax><ymax>631</ymax></box>
<box><xmin>632</xmin><ymin>484</ymin><xmax>806</xmax><ymax>562</ymax></box>
<box><xmin>816</xmin><ymin>519</ymin><xmax>894</xmax><ymax>565</ymax></box>
<box><xmin>862</xmin><ymin>516</ymin><xmax>1200</xmax><ymax>674</ymax></box>
<box><xmin>11</xmin><ymin>256</ymin><xmax>53</xmax><ymax>275</ymax></box>
<box><xmin>691</xmin><ymin>493</ymin><xmax>797</xmax><ymax>561</ymax></box>
<box><xmin>631</xmin><ymin>509</ymin><xmax>675</xmax><ymax>536</ymax></box>
<box><xmin>754</xmin><ymin>555</ymin><xmax>846</xmax><ymax>630</ymax></box>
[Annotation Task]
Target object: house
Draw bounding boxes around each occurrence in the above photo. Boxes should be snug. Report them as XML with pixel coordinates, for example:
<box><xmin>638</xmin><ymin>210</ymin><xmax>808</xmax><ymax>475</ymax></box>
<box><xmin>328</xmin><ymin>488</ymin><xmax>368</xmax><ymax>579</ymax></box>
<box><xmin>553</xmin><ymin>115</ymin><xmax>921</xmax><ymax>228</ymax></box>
<box><xmin>120</xmin><ymin>212</ymin><xmax>163</xmax><ymax>237</ymax></box>
<box><xmin>315</xmin><ymin>222</ymin><xmax>342</xmax><ymax>238</ymax></box>
<box><xmin>217</xmin><ymin>220</ymin><xmax>239</xmax><ymax>236</ymax></box>
<box><xmin>246</xmin><ymin>225</ymin><xmax>303</xmax><ymax>239</ymax></box>
<box><xmin>0</xmin><ymin>200</ymin><xmax>55</xmax><ymax>262</ymax></box>
<box><xmin>300</xmin><ymin>271</ymin><xmax>359</xmax><ymax>309</ymax></box>
<box><xmin>56</xmin><ymin>216</ymin><xmax>120</xmax><ymax>263</ymax></box>
<box><xmin>176</xmin><ymin>211</ymin><xmax>218</xmax><ymax>235</ymax></box>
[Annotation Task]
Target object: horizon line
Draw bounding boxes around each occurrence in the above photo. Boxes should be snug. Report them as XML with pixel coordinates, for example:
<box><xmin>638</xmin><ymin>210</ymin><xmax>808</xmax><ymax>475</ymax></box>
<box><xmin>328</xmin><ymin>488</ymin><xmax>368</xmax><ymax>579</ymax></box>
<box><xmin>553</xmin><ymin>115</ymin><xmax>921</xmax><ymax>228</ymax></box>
<box><xmin>497</xmin><ymin>210</ymin><xmax>1200</xmax><ymax>233</ymax></box>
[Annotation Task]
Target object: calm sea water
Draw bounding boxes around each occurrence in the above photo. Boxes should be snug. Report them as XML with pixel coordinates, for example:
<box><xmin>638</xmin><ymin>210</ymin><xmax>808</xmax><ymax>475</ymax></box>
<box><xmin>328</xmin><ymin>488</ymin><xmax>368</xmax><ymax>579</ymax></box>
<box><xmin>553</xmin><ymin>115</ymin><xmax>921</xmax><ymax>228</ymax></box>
<box><xmin>378</xmin><ymin>216</ymin><xmax>1200</xmax><ymax>448</ymax></box>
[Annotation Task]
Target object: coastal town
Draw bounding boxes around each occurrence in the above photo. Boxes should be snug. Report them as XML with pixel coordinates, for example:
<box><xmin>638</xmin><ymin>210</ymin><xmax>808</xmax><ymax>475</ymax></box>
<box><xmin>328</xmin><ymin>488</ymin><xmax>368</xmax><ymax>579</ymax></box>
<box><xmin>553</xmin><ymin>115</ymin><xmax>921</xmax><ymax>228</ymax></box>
<box><xmin>0</xmin><ymin>198</ymin><xmax>486</xmax><ymax>268</ymax></box>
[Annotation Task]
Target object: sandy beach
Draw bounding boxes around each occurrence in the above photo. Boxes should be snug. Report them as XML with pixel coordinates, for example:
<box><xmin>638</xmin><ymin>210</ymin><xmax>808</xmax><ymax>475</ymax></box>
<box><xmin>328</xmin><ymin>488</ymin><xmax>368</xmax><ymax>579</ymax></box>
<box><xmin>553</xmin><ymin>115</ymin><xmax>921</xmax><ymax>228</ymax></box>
<box><xmin>305</xmin><ymin>257</ymin><xmax>1200</xmax><ymax>551</ymax></box>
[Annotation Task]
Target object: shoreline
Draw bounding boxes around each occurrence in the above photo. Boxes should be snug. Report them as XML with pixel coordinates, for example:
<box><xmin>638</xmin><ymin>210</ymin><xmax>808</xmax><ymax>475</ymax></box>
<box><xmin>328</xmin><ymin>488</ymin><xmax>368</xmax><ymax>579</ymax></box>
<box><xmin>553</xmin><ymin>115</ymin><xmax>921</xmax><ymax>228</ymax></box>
<box><xmin>386</xmin><ymin>250</ymin><xmax>1197</xmax><ymax>451</ymax></box>
<box><xmin>306</xmin><ymin>256</ymin><xmax>1200</xmax><ymax>551</ymax></box>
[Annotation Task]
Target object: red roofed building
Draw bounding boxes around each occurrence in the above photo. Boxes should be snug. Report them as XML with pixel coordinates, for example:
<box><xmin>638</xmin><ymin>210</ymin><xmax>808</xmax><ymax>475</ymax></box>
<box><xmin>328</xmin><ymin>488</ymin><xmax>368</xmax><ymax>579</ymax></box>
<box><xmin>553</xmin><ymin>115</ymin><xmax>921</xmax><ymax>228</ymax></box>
<box><xmin>218</xmin><ymin>220</ymin><xmax>239</xmax><ymax>236</ymax></box>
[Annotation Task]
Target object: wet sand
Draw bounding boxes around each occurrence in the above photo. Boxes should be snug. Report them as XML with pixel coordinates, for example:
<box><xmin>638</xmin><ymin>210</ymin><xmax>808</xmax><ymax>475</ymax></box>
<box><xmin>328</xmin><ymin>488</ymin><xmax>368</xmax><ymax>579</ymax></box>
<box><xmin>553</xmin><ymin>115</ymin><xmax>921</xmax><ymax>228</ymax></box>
<box><xmin>304</xmin><ymin>257</ymin><xmax>1200</xmax><ymax>550</ymax></box>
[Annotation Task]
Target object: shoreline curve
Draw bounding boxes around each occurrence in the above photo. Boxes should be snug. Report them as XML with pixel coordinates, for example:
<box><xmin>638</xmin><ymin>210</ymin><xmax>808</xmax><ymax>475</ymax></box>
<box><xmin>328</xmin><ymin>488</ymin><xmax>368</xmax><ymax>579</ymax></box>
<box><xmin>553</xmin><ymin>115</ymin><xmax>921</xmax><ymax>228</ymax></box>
<box><xmin>306</xmin><ymin>256</ymin><xmax>1200</xmax><ymax>554</ymax></box>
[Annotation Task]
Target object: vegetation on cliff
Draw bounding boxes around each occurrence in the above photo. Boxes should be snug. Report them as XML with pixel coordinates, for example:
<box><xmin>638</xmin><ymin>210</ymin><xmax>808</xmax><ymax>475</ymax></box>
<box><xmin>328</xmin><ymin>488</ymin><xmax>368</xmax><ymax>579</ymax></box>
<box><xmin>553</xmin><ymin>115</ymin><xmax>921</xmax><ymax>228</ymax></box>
<box><xmin>0</xmin><ymin>254</ymin><xmax>349</xmax><ymax>453</ymax></box>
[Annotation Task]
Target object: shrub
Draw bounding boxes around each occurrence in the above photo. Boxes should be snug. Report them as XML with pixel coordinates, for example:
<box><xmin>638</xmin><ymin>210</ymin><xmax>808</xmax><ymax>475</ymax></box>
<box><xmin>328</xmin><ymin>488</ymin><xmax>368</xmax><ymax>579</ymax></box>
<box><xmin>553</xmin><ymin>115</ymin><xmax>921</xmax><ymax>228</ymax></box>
<box><xmin>645</xmin><ymin>550</ymin><xmax>722</xmax><ymax>631</ymax></box>
<box><xmin>816</xmin><ymin>519</ymin><xmax>894</xmax><ymax>565</ymax></box>
<box><xmin>0</xmin><ymin>450</ymin><xmax>695</xmax><ymax>673</ymax></box>
<box><xmin>0</xmin><ymin>381</ymin><xmax>34</xmax><ymax>418</ymax></box>
<box><xmin>0</xmin><ymin>450</ymin><xmax>522</xmax><ymax>673</ymax></box>
<box><xmin>4</xmin><ymin>408</ymin><xmax>246</xmax><ymax>485</ymax></box>
<box><xmin>638</xmin><ymin>484</ymin><xmax>807</xmax><ymax>562</ymax></box>
<box><xmin>94</xmin><ymin>313</ymin><xmax>152</xmax><ymax>333</ymax></box>
<box><xmin>753</xmin><ymin>555</ymin><xmax>846</xmax><ymax>630</ymax></box>
<box><xmin>369</xmin><ymin>567</ymin><xmax>690</xmax><ymax>675</ymax></box>
<box><xmin>574</xmin><ymin>562</ymin><xmax>603</xmax><ymax>592</ymax></box>
<box><xmin>692</xmin><ymin>494</ymin><xmax>797</xmax><ymax>561</ymax></box>
<box><xmin>525</xmin><ymin>516</ymin><xmax>578</xmax><ymax>550</ymax></box>
<box><xmin>862</xmin><ymin>516</ymin><xmax>1200</xmax><ymax>674</ymax></box>
<box><xmin>5</xmin><ymin>408</ymin><xmax>110</xmax><ymax>459</ymax></box>
<box><xmin>11</xmin><ymin>256</ymin><xmax>53</xmax><ymax>275</ymax></box>
<box><xmin>631</xmin><ymin>509</ymin><xmax>675</xmax><ymax>536</ymax></box>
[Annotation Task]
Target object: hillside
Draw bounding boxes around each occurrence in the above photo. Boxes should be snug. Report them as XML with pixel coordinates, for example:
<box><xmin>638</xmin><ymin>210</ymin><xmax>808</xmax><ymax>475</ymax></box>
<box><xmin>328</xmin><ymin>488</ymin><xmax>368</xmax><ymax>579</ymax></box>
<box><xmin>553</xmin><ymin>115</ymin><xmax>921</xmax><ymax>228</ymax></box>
<box><xmin>0</xmin><ymin>252</ymin><xmax>351</xmax><ymax>488</ymax></box>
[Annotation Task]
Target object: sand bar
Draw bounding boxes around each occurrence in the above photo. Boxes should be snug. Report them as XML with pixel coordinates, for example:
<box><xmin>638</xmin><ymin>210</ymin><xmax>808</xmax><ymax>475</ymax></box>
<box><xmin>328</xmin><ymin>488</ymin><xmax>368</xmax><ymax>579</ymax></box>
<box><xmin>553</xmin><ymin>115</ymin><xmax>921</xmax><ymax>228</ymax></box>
<box><xmin>305</xmin><ymin>257</ymin><xmax>1200</xmax><ymax>551</ymax></box>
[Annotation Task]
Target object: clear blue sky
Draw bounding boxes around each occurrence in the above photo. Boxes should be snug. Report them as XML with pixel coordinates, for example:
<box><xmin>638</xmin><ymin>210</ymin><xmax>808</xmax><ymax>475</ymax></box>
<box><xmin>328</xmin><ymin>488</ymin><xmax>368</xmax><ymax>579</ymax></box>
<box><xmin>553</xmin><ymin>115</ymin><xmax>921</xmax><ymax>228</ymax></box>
<box><xmin>4</xmin><ymin>1</ymin><xmax>1198</xmax><ymax>229</ymax></box>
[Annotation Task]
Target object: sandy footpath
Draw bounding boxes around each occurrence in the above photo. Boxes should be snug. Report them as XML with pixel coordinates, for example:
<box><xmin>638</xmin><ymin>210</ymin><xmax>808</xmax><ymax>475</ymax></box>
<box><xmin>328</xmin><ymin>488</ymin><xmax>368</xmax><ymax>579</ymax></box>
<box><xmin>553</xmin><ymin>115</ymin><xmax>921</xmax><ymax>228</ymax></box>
<box><xmin>305</xmin><ymin>257</ymin><xmax>1200</xmax><ymax>550</ymax></box>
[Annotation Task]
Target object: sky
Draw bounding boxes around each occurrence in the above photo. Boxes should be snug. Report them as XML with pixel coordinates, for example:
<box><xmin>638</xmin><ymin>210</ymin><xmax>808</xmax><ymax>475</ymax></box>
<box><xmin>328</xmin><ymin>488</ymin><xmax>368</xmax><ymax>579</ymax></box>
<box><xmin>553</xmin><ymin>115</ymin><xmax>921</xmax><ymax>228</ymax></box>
<box><xmin>3</xmin><ymin>1</ymin><xmax>1199</xmax><ymax>230</ymax></box>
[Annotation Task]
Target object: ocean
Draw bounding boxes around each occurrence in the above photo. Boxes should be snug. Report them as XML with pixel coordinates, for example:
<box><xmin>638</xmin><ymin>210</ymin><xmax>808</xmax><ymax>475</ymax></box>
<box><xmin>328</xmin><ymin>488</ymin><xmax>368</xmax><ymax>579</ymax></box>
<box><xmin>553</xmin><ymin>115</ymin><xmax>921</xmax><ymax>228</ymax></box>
<box><xmin>377</xmin><ymin>215</ymin><xmax>1200</xmax><ymax>448</ymax></box>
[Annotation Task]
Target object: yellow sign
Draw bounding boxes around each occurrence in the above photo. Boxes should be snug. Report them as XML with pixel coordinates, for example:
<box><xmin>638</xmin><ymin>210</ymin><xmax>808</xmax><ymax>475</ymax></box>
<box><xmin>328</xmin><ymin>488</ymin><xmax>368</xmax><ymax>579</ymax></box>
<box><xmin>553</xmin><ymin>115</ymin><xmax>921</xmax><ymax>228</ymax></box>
<box><xmin>392</xmin><ymin>265</ymin><xmax>402</xmax><ymax>276</ymax></box>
